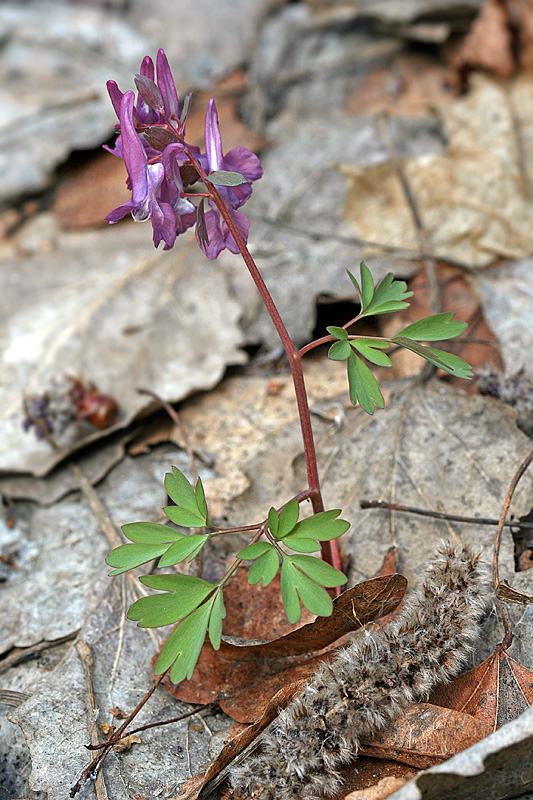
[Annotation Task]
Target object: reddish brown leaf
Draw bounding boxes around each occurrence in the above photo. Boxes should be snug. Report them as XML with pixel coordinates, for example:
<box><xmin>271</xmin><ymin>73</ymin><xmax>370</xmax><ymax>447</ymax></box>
<box><xmin>451</xmin><ymin>0</ymin><xmax>515</xmax><ymax>77</ymax></box>
<box><xmin>430</xmin><ymin>648</ymin><xmax>533</xmax><ymax>735</ymax></box>
<box><xmin>359</xmin><ymin>702</ymin><xmax>485</xmax><ymax>770</ymax></box>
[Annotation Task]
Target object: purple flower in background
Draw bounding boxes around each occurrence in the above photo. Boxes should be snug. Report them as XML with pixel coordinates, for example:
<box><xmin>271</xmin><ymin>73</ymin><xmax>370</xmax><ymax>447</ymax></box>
<box><xmin>104</xmin><ymin>50</ymin><xmax>262</xmax><ymax>257</ymax></box>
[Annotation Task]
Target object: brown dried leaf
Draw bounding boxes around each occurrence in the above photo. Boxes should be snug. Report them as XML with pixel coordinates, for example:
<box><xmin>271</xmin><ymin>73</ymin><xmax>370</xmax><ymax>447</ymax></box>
<box><xmin>496</xmin><ymin>580</ymin><xmax>533</xmax><ymax>604</ymax></box>
<box><xmin>430</xmin><ymin>649</ymin><xmax>533</xmax><ymax>734</ymax></box>
<box><xmin>108</xmin><ymin>705</ymin><xmax>129</xmax><ymax>719</ymax></box>
<box><xmin>113</xmin><ymin>733</ymin><xmax>141</xmax><ymax>752</ymax></box>
<box><xmin>452</xmin><ymin>0</ymin><xmax>515</xmax><ymax>77</ymax></box>
<box><xmin>158</xmin><ymin>571</ymin><xmax>406</xmax><ymax>722</ymax></box>
<box><xmin>344</xmin><ymin>773</ymin><xmax>415</xmax><ymax>800</ymax></box>
<box><xmin>359</xmin><ymin>702</ymin><xmax>486</xmax><ymax>770</ymax></box>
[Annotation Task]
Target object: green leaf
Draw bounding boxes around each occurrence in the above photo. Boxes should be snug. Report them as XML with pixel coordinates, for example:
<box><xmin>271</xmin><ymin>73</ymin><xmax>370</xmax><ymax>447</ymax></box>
<box><xmin>326</xmin><ymin>326</ymin><xmax>348</xmax><ymax>340</ymax></box>
<box><xmin>164</xmin><ymin>505</ymin><xmax>207</xmax><ymax>528</ymax></box>
<box><xmin>359</xmin><ymin>261</ymin><xmax>375</xmax><ymax>308</ymax></box>
<box><xmin>347</xmin><ymin>352</ymin><xmax>385</xmax><ymax>414</ymax></box>
<box><xmin>391</xmin><ymin>337</ymin><xmax>473</xmax><ymax>379</ymax></box>
<box><xmin>208</xmin><ymin>590</ymin><xmax>226</xmax><ymax>650</ymax></box>
<box><xmin>395</xmin><ymin>312</ymin><xmax>467</xmax><ymax>341</ymax></box>
<box><xmin>195</xmin><ymin>478</ymin><xmax>208</xmax><ymax>520</ymax></box>
<box><xmin>165</xmin><ymin>467</ymin><xmax>197</xmax><ymax>512</ymax></box>
<box><xmin>328</xmin><ymin>340</ymin><xmax>352</xmax><ymax>361</ymax></box>
<box><xmin>347</xmin><ymin>269</ymin><xmax>363</xmax><ymax>304</ymax></box>
<box><xmin>208</xmin><ymin>170</ymin><xmax>247</xmax><ymax>186</ymax></box>
<box><xmin>158</xmin><ymin>534</ymin><xmax>209</xmax><ymax>566</ymax></box>
<box><xmin>121</xmin><ymin>522</ymin><xmax>183</xmax><ymax>544</ymax></box>
<box><xmin>164</xmin><ymin>467</ymin><xmax>207</xmax><ymax>527</ymax></box>
<box><xmin>237</xmin><ymin>542</ymin><xmax>273</xmax><ymax>560</ymax></box>
<box><xmin>360</xmin><ymin>272</ymin><xmax>413</xmax><ymax>318</ymax></box>
<box><xmin>291</xmin><ymin>570</ymin><xmax>333</xmax><ymax>617</ymax></box>
<box><xmin>268</xmin><ymin>507</ymin><xmax>279</xmax><ymax>538</ymax></box>
<box><xmin>291</xmin><ymin>510</ymin><xmax>350</xmax><ymax>541</ymax></box>
<box><xmin>130</xmin><ymin>575</ymin><xmax>215</xmax><ymax>627</ymax></box>
<box><xmin>248</xmin><ymin>548</ymin><xmax>280</xmax><ymax>587</ymax></box>
<box><xmin>106</xmin><ymin>543</ymin><xmax>170</xmax><ymax>576</ymax></box>
<box><xmin>280</xmin><ymin>559</ymin><xmax>301</xmax><ymax>624</ymax></box>
<box><xmin>289</xmin><ymin>555</ymin><xmax>347</xmax><ymax>588</ymax></box>
<box><xmin>278</xmin><ymin>499</ymin><xmax>299</xmax><ymax>538</ymax></box>
<box><xmin>154</xmin><ymin>601</ymin><xmax>213</xmax><ymax>682</ymax></box>
<box><xmin>281</xmin><ymin>536</ymin><xmax>321</xmax><ymax>552</ymax></box>
<box><xmin>350</xmin><ymin>339</ymin><xmax>392</xmax><ymax>367</ymax></box>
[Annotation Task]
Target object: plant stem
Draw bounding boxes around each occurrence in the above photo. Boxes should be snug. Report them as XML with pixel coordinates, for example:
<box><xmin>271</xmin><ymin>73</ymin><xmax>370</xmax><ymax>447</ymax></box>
<box><xmin>183</xmin><ymin>149</ymin><xmax>341</xmax><ymax>571</ymax></box>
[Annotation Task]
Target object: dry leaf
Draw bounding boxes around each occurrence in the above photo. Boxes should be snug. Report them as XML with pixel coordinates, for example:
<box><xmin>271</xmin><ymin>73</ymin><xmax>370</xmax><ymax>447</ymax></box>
<box><xmin>113</xmin><ymin>734</ymin><xmax>141</xmax><ymax>752</ymax></box>
<box><xmin>340</xmin><ymin>75</ymin><xmax>533</xmax><ymax>268</ymax></box>
<box><xmin>344</xmin><ymin>773</ymin><xmax>415</xmax><ymax>800</ymax></box>
<box><xmin>158</xmin><ymin>570</ymin><xmax>407</xmax><ymax>722</ymax></box>
<box><xmin>452</xmin><ymin>0</ymin><xmax>514</xmax><ymax>77</ymax></box>
<box><xmin>431</xmin><ymin>648</ymin><xmax>533</xmax><ymax>734</ymax></box>
<box><xmin>359</xmin><ymin>702</ymin><xmax>485</xmax><ymax>769</ymax></box>
<box><xmin>108</xmin><ymin>706</ymin><xmax>129</xmax><ymax>719</ymax></box>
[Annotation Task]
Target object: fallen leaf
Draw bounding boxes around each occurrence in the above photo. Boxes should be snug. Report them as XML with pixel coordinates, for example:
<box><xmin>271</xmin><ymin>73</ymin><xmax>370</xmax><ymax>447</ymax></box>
<box><xmin>113</xmin><ymin>733</ymin><xmax>141</xmax><ymax>752</ymax></box>
<box><xmin>340</xmin><ymin>75</ymin><xmax>533</xmax><ymax>268</ymax></box>
<box><xmin>452</xmin><ymin>0</ymin><xmax>514</xmax><ymax>77</ymax></box>
<box><xmin>344</xmin><ymin>773</ymin><xmax>415</xmax><ymax>800</ymax></box>
<box><xmin>359</xmin><ymin>702</ymin><xmax>485</xmax><ymax>769</ymax></box>
<box><xmin>158</xmin><ymin>570</ymin><xmax>407</xmax><ymax>722</ymax></box>
<box><xmin>430</xmin><ymin>648</ymin><xmax>533</xmax><ymax>734</ymax></box>
<box><xmin>108</xmin><ymin>706</ymin><xmax>129</xmax><ymax>719</ymax></box>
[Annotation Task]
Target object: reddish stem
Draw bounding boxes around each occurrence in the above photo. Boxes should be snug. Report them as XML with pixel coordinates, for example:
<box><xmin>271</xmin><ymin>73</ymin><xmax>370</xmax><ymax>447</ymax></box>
<box><xmin>184</xmin><ymin>147</ymin><xmax>341</xmax><ymax>571</ymax></box>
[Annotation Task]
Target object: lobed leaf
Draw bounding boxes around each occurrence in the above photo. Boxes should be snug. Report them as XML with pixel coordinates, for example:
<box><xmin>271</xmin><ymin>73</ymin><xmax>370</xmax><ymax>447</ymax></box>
<box><xmin>154</xmin><ymin>601</ymin><xmax>213</xmax><ymax>682</ymax></box>
<box><xmin>121</xmin><ymin>521</ymin><xmax>183</xmax><ymax>544</ymax></box>
<box><xmin>328</xmin><ymin>340</ymin><xmax>352</xmax><ymax>361</ymax></box>
<box><xmin>280</xmin><ymin>559</ymin><xmax>301</xmax><ymax>624</ymax></box>
<box><xmin>106</xmin><ymin>542</ymin><xmax>170</xmax><ymax>576</ymax></box>
<box><xmin>289</xmin><ymin>554</ymin><xmax>347</xmax><ymax>588</ymax></box>
<box><xmin>268</xmin><ymin>507</ymin><xmax>279</xmax><ymax>538</ymax></box>
<box><xmin>237</xmin><ymin>542</ymin><xmax>273</xmax><ymax>560</ymax></box>
<box><xmin>350</xmin><ymin>339</ymin><xmax>392</xmax><ymax>367</ymax></box>
<box><xmin>395</xmin><ymin>312</ymin><xmax>467</xmax><ymax>342</ymax></box>
<box><xmin>208</xmin><ymin>590</ymin><xmax>226</xmax><ymax>650</ymax></box>
<box><xmin>164</xmin><ymin>505</ymin><xmax>207</xmax><ymax>528</ymax></box>
<box><xmin>248</xmin><ymin>548</ymin><xmax>280</xmax><ymax>587</ymax></box>
<box><xmin>290</xmin><ymin>510</ymin><xmax>350</xmax><ymax>541</ymax></box>
<box><xmin>130</xmin><ymin>575</ymin><xmax>216</xmax><ymax>627</ymax></box>
<box><xmin>360</xmin><ymin>271</ymin><xmax>413</xmax><ymax>317</ymax></box>
<box><xmin>326</xmin><ymin>326</ymin><xmax>348</xmax><ymax>340</ymax></box>
<box><xmin>158</xmin><ymin>534</ymin><xmax>209</xmax><ymax>566</ymax></box>
<box><xmin>281</xmin><ymin>536</ymin><xmax>321</xmax><ymax>552</ymax></box>
<box><xmin>391</xmin><ymin>337</ymin><xmax>473</xmax><ymax>379</ymax></box>
<box><xmin>291</xmin><ymin>569</ymin><xmax>333</xmax><ymax>617</ymax></box>
<box><xmin>277</xmin><ymin>499</ymin><xmax>300</xmax><ymax>538</ymax></box>
<box><xmin>347</xmin><ymin>352</ymin><xmax>385</xmax><ymax>414</ymax></box>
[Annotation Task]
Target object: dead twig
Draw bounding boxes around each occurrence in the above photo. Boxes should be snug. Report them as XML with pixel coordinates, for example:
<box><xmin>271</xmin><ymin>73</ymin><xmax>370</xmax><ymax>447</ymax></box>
<box><xmin>361</xmin><ymin>499</ymin><xmax>533</xmax><ymax>530</ymax></box>
<box><xmin>75</xmin><ymin>640</ymin><xmax>109</xmax><ymax>800</ymax></box>
<box><xmin>492</xmin><ymin>445</ymin><xmax>533</xmax><ymax>651</ymax></box>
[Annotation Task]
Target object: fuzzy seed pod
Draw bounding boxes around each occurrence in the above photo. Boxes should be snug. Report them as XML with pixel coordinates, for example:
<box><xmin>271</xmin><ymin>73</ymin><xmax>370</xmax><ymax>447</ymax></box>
<box><xmin>229</xmin><ymin>539</ymin><xmax>489</xmax><ymax>800</ymax></box>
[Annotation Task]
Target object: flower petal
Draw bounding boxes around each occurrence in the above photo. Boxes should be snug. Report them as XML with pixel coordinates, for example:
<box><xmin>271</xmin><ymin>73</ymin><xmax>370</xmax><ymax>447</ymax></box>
<box><xmin>120</xmin><ymin>91</ymin><xmax>149</xmax><ymax>209</ymax></box>
<box><xmin>157</xmin><ymin>49</ymin><xmax>180</xmax><ymax>124</ymax></box>
<box><xmin>204</xmin><ymin>98</ymin><xmax>224</xmax><ymax>173</ymax></box>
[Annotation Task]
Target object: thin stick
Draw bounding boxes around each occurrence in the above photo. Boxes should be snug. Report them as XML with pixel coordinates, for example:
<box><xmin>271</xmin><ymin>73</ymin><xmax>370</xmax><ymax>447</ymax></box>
<box><xmin>75</xmin><ymin>640</ymin><xmax>109</xmax><ymax>800</ymax></box>
<box><xmin>492</xmin><ymin>446</ymin><xmax>533</xmax><ymax>651</ymax></box>
<box><xmin>379</xmin><ymin>115</ymin><xmax>440</xmax><ymax>317</ymax></box>
<box><xmin>86</xmin><ymin>702</ymin><xmax>215</xmax><ymax>748</ymax></box>
<box><xmin>70</xmin><ymin>673</ymin><xmax>166</xmax><ymax>796</ymax></box>
<box><xmin>137</xmin><ymin>387</ymin><xmax>199</xmax><ymax>484</ymax></box>
<box><xmin>361</xmin><ymin>499</ymin><xmax>533</xmax><ymax>530</ymax></box>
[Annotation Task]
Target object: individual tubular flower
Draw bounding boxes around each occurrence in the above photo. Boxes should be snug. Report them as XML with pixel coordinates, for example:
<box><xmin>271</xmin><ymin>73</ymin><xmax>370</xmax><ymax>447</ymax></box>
<box><xmin>105</xmin><ymin>91</ymin><xmax>177</xmax><ymax>249</ymax></box>
<box><xmin>197</xmin><ymin>98</ymin><xmax>263</xmax><ymax>259</ymax></box>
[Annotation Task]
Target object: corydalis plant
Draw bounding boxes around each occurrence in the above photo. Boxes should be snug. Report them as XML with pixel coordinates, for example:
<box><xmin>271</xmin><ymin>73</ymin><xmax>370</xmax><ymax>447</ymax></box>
<box><xmin>104</xmin><ymin>50</ymin><xmax>473</xmax><ymax>686</ymax></box>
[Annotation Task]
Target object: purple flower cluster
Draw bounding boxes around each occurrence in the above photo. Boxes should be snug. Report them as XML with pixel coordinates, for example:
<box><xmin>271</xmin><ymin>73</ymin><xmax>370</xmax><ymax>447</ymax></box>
<box><xmin>105</xmin><ymin>50</ymin><xmax>262</xmax><ymax>258</ymax></box>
